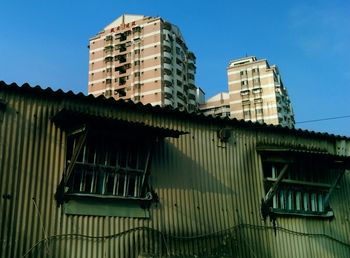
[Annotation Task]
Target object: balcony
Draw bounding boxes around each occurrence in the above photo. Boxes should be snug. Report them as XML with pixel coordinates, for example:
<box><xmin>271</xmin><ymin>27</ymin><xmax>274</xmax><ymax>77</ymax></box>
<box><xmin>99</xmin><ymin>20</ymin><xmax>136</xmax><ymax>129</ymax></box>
<box><xmin>240</xmin><ymin>89</ymin><xmax>250</xmax><ymax>96</ymax></box>
<box><xmin>164</xmin><ymin>98</ymin><xmax>173</xmax><ymax>106</ymax></box>
<box><xmin>254</xmin><ymin>98</ymin><xmax>263</xmax><ymax>104</ymax></box>
<box><xmin>115</xmin><ymin>88</ymin><xmax>126</xmax><ymax>97</ymax></box>
<box><xmin>188</xmin><ymin>98</ymin><xmax>196</xmax><ymax>105</ymax></box>
<box><xmin>104</xmin><ymin>56</ymin><xmax>113</xmax><ymax>63</ymax></box>
<box><xmin>164</xmin><ymin>92</ymin><xmax>172</xmax><ymax>100</ymax></box>
<box><xmin>163</xmin><ymin>40</ymin><xmax>172</xmax><ymax>48</ymax></box>
<box><xmin>163</xmin><ymin>22</ymin><xmax>172</xmax><ymax>31</ymax></box>
<box><xmin>176</xmin><ymin>97</ymin><xmax>185</xmax><ymax>107</ymax></box>
<box><xmin>163</xmin><ymin>78</ymin><xmax>172</xmax><ymax>88</ymax></box>
<box><xmin>118</xmin><ymin>76</ymin><xmax>127</xmax><ymax>86</ymax></box>
<box><xmin>132</xmin><ymin>26</ymin><xmax>141</xmax><ymax>33</ymax></box>
<box><xmin>163</xmin><ymin>68</ymin><xmax>172</xmax><ymax>75</ymax></box>
<box><xmin>164</xmin><ymin>86</ymin><xmax>173</xmax><ymax>95</ymax></box>
<box><xmin>163</xmin><ymin>56</ymin><xmax>172</xmax><ymax>64</ymax></box>
<box><xmin>188</xmin><ymin>93</ymin><xmax>196</xmax><ymax>101</ymax></box>
<box><xmin>116</xmin><ymin>43</ymin><xmax>127</xmax><ymax>53</ymax></box>
<box><xmin>115</xmin><ymin>32</ymin><xmax>128</xmax><ymax>42</ymax></box>
<box><xmin>163</xmin><ymin>51</ymin><xmax>172</xmax><ymax>60</ymax></box>
<box><xmin>105</xmin><ymin>35</ymin><xmax>113</xmax><ymax>44</ymax></box>
<box><xmin>176</xmin><ymin>91</ymin><xmax>185</xmax><ymax>101</ymax></box>
<box><xmin>187</xmin><ymin>51</ymin><xmax>195</xmax><ymax>61</ymax></box>
<box><xmin>187</xmin><ymin>63</ymin><xmax>196</xmax><ymax>71</ymax></box>
<box><xmin>163</xmin><ymin>45</ymin><xmax>172</xmax><ymax>53</ymax></box>
<box><xmin>115</xmin><ymin>54</ymin><xmax>127</xmax><ymax>63</ymax></box>
<box><xmin>115</xmin><ymin>64</ymin><xmax>130</xmax><ymax>75</ymax></box>
<box><xmin>104</xmin><ymin>45</ymin><xmax>114</xmax><ymax>53</ymax></box>
<box><xmin>163</xmin><ymin>74</ymin><xmax>172</xmax><ymax>82</ymax></box>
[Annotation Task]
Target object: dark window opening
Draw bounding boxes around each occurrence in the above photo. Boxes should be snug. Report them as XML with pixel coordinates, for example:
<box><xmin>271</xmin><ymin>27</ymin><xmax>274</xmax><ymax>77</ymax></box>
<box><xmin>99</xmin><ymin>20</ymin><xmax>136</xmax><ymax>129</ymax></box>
<box><xmin>65</xmin><ymin>133</ymin><xmax>153</xmax><ymax>199</ymax></box>
<box><xmin>260</xmin><ymin>152</ymin><xmax>345</xmax><ymax>218</ymax></box>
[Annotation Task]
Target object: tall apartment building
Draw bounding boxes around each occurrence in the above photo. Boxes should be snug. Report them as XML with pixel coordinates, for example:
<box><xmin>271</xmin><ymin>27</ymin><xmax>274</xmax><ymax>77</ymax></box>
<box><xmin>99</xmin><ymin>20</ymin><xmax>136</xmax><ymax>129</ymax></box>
<box><xmin>200</xmin><ymin>56</ymin><xmax>295</xmax><ymax>127</ymax></box>
<box><xmin>88</xmin><ymin>14</ymin><xmax>198</xmax><ymax>111</ymax></box>
<box><xmin>228</xmin><ymin>56</ymin><xmax>294</xmax><ymax>127</ymax></box>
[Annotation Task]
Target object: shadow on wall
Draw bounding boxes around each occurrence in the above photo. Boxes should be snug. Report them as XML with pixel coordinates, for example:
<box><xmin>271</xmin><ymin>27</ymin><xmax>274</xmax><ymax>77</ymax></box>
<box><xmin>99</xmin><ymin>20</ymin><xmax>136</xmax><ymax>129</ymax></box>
<box><xmin>148</xmin><ymin>138</ymin><xmax>272</xmax><ymax>257</ymax></box>
<box><xmin>153</xmin><ymin>139</ymin><xmax>236</xmax><ymax>195</ymax></box>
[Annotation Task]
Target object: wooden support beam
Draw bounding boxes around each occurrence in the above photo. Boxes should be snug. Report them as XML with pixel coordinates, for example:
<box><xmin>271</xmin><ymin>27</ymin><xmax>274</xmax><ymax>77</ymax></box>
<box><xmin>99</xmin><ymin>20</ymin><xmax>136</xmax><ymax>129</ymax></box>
<box><xmin>64</xmin><ymin>131</ymin><xmax>87</xmax><ymax>184</ymax></box>
<box><xmin>141</xmin><ymin>144</ymin><xmax>153</xmax><ymax>194</ymax></box>
<box><xmin>264</xmin><ymin>164</ymin><xmax>289</xmax><ymax>205</ymax></box>
<box><xmin>55</xmin><ymin>130</ymin><xmax>87</xmax><ymax>206</ymax></box>
<box><xmin>324</xmin><ymin>170</ymin><xmax>345</xmax><ymax>207</ymax></box>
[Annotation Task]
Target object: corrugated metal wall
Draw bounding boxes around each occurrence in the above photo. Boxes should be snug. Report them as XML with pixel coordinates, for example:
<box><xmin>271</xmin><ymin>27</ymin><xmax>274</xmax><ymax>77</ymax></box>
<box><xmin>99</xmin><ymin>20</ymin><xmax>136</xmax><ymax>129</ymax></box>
<box><xmin>0</xmin><ymin>86</ymin><xmax>349</xmax><ymax>257</ymax></box>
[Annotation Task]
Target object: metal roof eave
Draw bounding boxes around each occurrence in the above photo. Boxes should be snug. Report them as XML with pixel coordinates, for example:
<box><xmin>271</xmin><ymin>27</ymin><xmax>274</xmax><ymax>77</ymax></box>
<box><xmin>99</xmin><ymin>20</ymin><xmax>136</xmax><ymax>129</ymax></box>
<box><xmin>51</xmin><ymin>108</ymin><xmax>187</xmax><ymax>139</ymax></box>
<box><xmin>256</xmin><ymin>144</ymin><xmax>350</xmax><ymax>166</ymax></box>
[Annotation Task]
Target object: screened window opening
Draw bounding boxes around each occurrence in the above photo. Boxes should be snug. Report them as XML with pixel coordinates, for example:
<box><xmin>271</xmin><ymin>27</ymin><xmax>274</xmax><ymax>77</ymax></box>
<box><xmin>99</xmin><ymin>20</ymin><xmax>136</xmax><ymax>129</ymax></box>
<box><xmin>263</xmin><ymin>163</ymin><xmax>328</xmax><ymax>214</ymax></box>
<box><xmin>261</xmin><ymin>157</ymin><xmax>344</xmax><ymax>218</ymax></box>
<box><xmin>65</xmin><ymin>133</ymin><xmax>153</xmax><ymax>200</ymax></box>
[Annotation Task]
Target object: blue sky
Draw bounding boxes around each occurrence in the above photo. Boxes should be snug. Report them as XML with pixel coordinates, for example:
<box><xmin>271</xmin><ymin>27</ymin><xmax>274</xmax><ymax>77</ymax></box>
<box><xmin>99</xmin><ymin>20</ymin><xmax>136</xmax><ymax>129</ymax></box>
<box><xmin>1</xmin><ymin>0</ymin><xmax>349</xmax><ymax>136</ymax></box>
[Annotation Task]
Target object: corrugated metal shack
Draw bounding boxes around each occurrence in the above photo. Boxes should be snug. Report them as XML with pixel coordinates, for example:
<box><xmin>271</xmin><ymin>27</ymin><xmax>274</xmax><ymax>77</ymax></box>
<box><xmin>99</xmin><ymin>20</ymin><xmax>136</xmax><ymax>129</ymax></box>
<box><xmin>0</xmin><ymin>81</ymin><xmax>349</xmax><ymax>258</ymax></box>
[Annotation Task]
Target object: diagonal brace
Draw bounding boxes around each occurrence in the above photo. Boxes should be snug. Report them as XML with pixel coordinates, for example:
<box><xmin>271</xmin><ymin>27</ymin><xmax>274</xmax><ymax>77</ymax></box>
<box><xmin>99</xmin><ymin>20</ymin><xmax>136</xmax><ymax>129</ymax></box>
<box><xmin>264</xmin><ymin>164</ymin><xmax>289</xmax><ymax>205</ymax></box>
<box><xmin>324</xmin><ymin>170</ymin><xmax>345</xmax><ymax>208</ymax></box>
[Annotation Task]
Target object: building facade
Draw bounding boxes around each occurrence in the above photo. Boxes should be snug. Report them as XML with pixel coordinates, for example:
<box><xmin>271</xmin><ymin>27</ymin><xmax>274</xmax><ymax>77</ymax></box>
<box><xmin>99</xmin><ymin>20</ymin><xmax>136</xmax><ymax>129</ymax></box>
<box><xmin>1</xmin><ymin>81</ymin><xmax>350</xmax><ymax>257</ymax></box>
<box><xmin>199</xmin><ymin>92</ymin><xmax>230</xmax><ymax>118</ymax></box>
<box><xmin>227</xmin><ymin>56</ymin><xmax>295</xmax><ymax>127</ymax></box>
<box><xmin>88</xmin><ymin>14</ymin><xmax>198</xmax><ymax>112</ymax></box>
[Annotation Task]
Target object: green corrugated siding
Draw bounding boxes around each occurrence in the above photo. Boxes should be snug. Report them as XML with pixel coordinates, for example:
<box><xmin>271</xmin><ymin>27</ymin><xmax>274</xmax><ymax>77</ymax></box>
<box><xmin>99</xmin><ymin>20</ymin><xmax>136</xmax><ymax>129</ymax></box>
<box><xmin>0</xmin><ymin>87</ymin><xmax>349</xmax><ymax>257</ymax></box>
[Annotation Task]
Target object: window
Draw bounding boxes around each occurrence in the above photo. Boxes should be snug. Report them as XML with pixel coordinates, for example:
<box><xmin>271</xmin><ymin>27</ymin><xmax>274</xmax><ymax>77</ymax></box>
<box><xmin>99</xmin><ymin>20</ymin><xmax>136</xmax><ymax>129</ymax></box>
<box><xmin>134</xmin><ymin>95</ymin><xmax>141</xmax><ymax>101</ymax></box>
<box><xmin>105</xmin><ymin>90</ymin><xmax>112</xmax><ymax>97</ymax></box>
<box><xmin>262</xmin><ymin>162</ymin><xmax>328</xmax><ymax>215</ymax></box>
<box><xmin>188</xmin><ymin>74</ymin><xmax>194</xmax><ymax>80</ymax></box>
<box><xmin>243</xmin><ymin>110</ymin><xmax>251</xmax><ymax>119</ymax></box>
<box><xmin>104</xmin><ymin>56</ymin><xmax>113</xmax><ymax>63</ymax></box>
<box><xmin>253</xmin><ymin>78</ymin><xmax>260</xmax><ymax>86</ymax></box>
<box><xmin>105</xmin><ymin>35</ymin><xmax>113</xmax><ymax>41</ymax></box>
<box><xmin>52</xmin><ymin>111</ymin><xmax>185</xmax><ymax>218</ymax></box>
<box><xmin>240</xmin><ymin>70</ymin><xmax>247</xmax><ymax>76</ymax></box>
<box><xmin>62</xmin><ymin>128</ymin><xmax>156</xmax><ymax>200</ymax></box>
<box><xmin>258</xmin><ymin>146</ymin><xmax>347</xmax><ymax>219</ymax></box>
<box><xmin>163</xmin><ymin>57</ymin><xmax>171</xmax><ymax>64</ymax></box>
<box><xmin>256</xmin><ymin>108</ymin><xmax>263</xmax><ymax>115</ymax></box>
<box><xmin>241</xmin><ymin>80</ymin><xmax>249</xmax><ymax>90</ymax></box>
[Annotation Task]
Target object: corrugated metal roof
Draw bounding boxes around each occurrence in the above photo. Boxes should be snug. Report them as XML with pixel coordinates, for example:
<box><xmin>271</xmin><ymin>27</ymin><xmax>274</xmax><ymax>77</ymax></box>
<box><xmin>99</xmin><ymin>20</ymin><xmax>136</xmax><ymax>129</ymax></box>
<box><xmin>1</xmin><ymin>80</ymin><xmax>349</xmax><ymax>140</ymax></box>
<box><xmin>256</xmin><ymin>144</ymin><xmax>350</xmax><ymax>160</ymax></box>
<box><xmin>52</xmin><ymin>107</ymin><xmax>186</xmax><ymax>138</ymax></box>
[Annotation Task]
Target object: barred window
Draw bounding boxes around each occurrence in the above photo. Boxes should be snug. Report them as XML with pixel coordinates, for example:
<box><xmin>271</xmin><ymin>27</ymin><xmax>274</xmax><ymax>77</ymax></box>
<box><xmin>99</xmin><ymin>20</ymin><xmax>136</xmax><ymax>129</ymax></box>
<box><xmin>259</xmin><ymin>149</ymin><xmax>346</xmax><ymax>218</ymax></box>
<box><xmin>65</xmin><ymin>133</ymin><xmax>152</xmax><ymax>199</ymax></box>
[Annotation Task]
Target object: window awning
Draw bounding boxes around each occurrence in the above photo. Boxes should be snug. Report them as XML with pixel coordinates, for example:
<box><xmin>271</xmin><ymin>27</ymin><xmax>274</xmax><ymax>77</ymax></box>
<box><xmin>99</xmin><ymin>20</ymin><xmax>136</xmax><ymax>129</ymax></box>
<box><xmin>256</xmin><ymin>144</ymin><xmax>350</xmax><ymax>167</ymax></box>
<box><xmin>52</xmin><ymin>108</ymin><xmax>187</xmax><ymax>138</ymax></box>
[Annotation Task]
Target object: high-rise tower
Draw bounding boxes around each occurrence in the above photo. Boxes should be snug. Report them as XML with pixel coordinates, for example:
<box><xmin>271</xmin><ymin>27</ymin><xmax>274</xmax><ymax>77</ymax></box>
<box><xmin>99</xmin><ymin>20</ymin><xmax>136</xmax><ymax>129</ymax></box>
<box><xmin>88</xmin><ymin>14</ymin><xmax>198</xmax><ymax>111</ymax></box>
<box><xmin>227</xmin><ymin>56</ymin><xmax>294</xmax><ymax>127</ymax></box>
